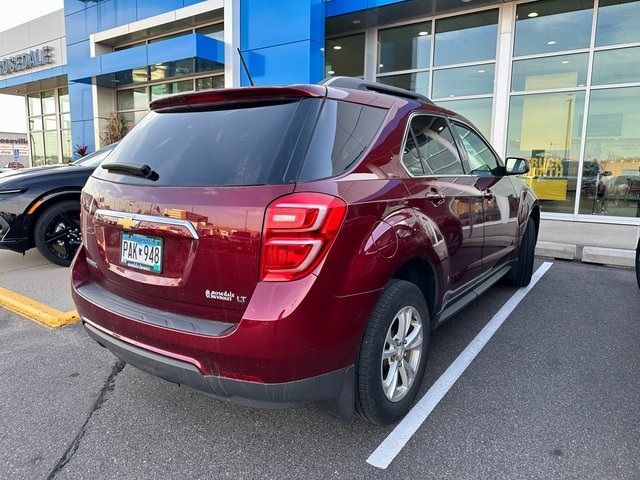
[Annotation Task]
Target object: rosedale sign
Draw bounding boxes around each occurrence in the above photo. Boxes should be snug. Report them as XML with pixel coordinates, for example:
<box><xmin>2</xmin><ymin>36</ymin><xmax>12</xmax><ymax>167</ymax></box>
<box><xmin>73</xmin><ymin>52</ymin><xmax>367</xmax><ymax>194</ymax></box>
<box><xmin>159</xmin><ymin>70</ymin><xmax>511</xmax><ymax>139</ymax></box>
<box><xmin>0</xmin><ymin>46</ymin><xmax>53</xmax><ymax>76</ymax></box>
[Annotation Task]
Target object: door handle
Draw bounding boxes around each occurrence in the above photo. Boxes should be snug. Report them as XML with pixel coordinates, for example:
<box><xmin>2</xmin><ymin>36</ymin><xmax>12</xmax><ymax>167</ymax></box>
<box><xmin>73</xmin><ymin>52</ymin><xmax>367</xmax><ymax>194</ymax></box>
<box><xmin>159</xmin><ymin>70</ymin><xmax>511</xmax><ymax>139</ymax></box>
<box><xmin>482</xmin><ymin>189</ymin><xmax>494</xmax><ymax>200</ymax></box>
<box><xmin>425</xmin><ymin>189</ymin><xmax>444</xmax><ymax>204</ymax></box>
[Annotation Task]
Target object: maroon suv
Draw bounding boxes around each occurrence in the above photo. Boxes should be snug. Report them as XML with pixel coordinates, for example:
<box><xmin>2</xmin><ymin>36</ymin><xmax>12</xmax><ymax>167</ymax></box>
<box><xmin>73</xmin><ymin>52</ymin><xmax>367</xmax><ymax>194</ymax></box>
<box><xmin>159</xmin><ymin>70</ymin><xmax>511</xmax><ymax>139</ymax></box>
<box><xmin>71</xmin><ymin>77</ymin><xmax>539</xmax><ymax>424</ymax></box>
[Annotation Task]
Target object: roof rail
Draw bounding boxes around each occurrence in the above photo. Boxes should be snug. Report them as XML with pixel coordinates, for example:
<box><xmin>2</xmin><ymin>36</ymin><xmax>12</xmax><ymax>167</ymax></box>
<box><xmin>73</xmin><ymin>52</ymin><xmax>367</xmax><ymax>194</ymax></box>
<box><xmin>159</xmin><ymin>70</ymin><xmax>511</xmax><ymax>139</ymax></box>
<box><xmin>319</xmin><ymin>76</ymin><xmax>433</xmax><ymax>104</ymax></box>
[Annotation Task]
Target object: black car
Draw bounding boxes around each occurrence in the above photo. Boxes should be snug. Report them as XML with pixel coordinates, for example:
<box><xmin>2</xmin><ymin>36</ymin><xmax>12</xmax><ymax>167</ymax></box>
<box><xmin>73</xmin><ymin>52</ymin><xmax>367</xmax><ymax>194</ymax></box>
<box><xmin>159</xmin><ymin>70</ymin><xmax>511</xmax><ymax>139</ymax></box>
<box><xmin>636</xmin><ymin>237</ymin><xmax>639</xmax><ymax>289</ymax></box>
<box><xmin>0</xmin><ymin>144</ymin><xmax>116</xmax><ymax>266</ymax></box>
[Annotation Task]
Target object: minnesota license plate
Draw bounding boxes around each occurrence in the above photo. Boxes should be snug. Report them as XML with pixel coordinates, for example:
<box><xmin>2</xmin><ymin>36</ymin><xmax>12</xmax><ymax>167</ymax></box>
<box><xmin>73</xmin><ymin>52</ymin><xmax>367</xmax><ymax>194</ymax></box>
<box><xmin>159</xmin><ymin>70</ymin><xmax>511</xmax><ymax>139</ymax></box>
<box><xmin>120</xmin><ymin>233</ymin><xmax>163</xmax><ymax>273</ymax></box>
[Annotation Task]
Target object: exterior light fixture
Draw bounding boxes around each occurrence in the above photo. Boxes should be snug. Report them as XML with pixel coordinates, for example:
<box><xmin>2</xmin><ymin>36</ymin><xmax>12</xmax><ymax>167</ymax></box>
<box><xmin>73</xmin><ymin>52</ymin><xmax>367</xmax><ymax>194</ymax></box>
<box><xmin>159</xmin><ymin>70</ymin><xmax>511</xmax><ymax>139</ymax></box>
<box><xmin>418</xmin><ymin>31</ymin><xmax>429</xmax><ymax>36</ymax></box>
<box><xmin>547</xmin><ymin>40</ymin><xmax>557</xmax><ymax>45</ymax></box>
<box><xmin>528</xmin><ymin>12</ymin><xmax>539</xmax><ymax>18</ymax></box>
<box><xmin>333</xmin><ymin>45</ymin><xmax>342</xmax><ymax>50</ymax></box>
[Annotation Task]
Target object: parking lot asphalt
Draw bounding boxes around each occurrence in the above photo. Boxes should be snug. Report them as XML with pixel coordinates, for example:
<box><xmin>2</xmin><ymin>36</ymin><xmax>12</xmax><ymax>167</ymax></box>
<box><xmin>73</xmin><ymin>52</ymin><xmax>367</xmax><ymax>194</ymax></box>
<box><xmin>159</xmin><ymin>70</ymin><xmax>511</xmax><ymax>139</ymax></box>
<box><xmin>0</xmin><ymin>250</ymin><xmax>638</xmax><ymax>480</ymax></box>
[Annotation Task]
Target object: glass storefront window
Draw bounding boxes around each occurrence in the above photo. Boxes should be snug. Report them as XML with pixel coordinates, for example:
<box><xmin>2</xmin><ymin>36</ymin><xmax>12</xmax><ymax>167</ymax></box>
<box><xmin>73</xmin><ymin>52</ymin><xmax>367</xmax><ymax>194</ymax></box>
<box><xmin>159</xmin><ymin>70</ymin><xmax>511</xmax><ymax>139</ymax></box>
<box><xmin>44</xmin><ymin>131</ymin><xmax>59</xmax><ymax>165</ymax></box>
<box><xmin>61</xmin><ymin>130</ymin><xmax>72</xmax><ymax>164</ymax></box>
<box><xmin>507</xmin><ymin>91</ymin><xmax>586</xmax><ymax>214</ymax></box>
<box><xmin>514</xmin><ymin>0</ymin><xmax>594</xmax><ymax>57</ymax></box>
<box><xmin>195</xmin><ymin>76</ymin><xmax>225</xmax><ymax>90</ymax></box>
<box><xmin>592</xmin><ymin>47</ymin><xmax>640</xmax><ymax>86</ymax></box>
<box><xmin>58</xmin><ymin>87</ymin><xmax>69</xmax><ymax>113</ymax></box>
<box><xmin>580</xmin><ymin>87</ymin><xmax>640</xmax><ymax>218</ymax></box>
<box><xmin>150</xmin><ymin>80</ymin><xmax>193</xmax><ymax>101</ymax></box>
<box><xmin>432</xmin><ymin>64</ymin><xmax>494</xmax><ymax>98</ymax></box>
<box><xmin>28</xmin><ymin>93</ymin><xmax>41</xmax><ymax>116</ymax></box>
<box><xmin>29</xmin><ymin>116</ymin><xmax>42</xmax><ymax>131</ymax></box>
<box><xmin>434</xmin><ymin>10</ymin><xmax>498</xmax><ymax>66</ymax></box>
<box><xmin>511</xmin><ymin>53</ymin><xmax>589</xmax><ymax>92</ymax></box>
<box><xmin>60</xmin><ymin>113</ymin><xmax>71</xmax><ymax>130</ymax></box>
<box><xmin>42</xmin><ymin>90</ymin><xmax>56</xmax><ymax>116</ymax></box>
<box><xmin>43</xmin><ymin>116</ymin><xmax>57</xmax><ymax>131</ymax></box>
<box><xmin>437</xmin><ymin>98</ymin><xmax>494</xmax><ymax>138</ymax></box>
<box><xmin>31</xmin><ymin>132</ymin><xmax>45</xmax><ymax>167</ymax></box>
<box><xmin>596</xmin><ymin>0</ymin><xmax>640</xmax><ymax>46</ymax></box>
<box><xmin>117</xmin><ymin>87</ymin><xmax>149</xmax><ymax>111</ymax></box>
<box><xmin>378</xmin><ymin>22</ymin><xmax>430</xmax><ymax>74</ymax></box>
<box><xmin>196</xmin><ymin>23</ymin><xmax>224</xmax><ymax>41</ymax></box>
<box><xmin>325</xmin><ymin>34</ymin><xmax>365</xmax><ymax>77</ymax></box>
<box><xmin>377</xmin><ymin>72</ymin><xmax>429</xmax><ymax>97</ymax></box>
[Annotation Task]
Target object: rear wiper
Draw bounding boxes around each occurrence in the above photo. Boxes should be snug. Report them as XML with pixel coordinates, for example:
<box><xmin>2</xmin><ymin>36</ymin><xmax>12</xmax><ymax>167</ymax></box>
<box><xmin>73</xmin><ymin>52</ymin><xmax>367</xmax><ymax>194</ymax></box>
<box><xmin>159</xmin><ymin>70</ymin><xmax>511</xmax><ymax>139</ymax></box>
<box><xmin>102</xmin><ymin>162</ymin><xmax>158</xmax><ymax>181</ymax></box>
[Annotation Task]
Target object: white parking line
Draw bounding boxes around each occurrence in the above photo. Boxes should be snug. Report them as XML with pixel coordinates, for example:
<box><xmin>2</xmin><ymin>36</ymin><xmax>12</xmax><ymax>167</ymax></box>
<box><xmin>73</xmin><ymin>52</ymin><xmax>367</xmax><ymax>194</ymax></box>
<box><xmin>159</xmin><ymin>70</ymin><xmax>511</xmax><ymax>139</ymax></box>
<box><xmin>366</xmin><ymin>261</ymin><xmax>554</xmax><ymax>470</ymax></box>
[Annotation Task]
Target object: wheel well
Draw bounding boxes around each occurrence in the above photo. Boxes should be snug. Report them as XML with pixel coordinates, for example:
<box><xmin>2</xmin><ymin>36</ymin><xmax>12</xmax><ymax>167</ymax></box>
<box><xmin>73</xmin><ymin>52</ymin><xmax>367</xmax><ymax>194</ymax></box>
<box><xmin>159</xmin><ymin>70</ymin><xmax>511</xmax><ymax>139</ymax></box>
<box><xmin>530</xmin><ymin>205</ymin><xmax>540</xmax><ymax>240</ymax></box>
<box><xmin>391</xmin><ymin>257</ymin><xmax>439</xmax><ymax>320</ymax></box>
<box><xmin>28</xmin><ymin>193</ymin><xmax>81</xmax><ymax>248</ymax></box>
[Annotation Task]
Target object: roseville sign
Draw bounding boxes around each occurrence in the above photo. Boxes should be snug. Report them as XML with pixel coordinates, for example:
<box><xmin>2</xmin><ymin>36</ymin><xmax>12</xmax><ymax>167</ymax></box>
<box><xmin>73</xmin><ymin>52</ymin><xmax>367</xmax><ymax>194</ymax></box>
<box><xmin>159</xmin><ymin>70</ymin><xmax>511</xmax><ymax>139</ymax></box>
<box><xmin>0</xmin><ymin>46</ymin><xmax>53</xmax><ymax>76</ymax></box>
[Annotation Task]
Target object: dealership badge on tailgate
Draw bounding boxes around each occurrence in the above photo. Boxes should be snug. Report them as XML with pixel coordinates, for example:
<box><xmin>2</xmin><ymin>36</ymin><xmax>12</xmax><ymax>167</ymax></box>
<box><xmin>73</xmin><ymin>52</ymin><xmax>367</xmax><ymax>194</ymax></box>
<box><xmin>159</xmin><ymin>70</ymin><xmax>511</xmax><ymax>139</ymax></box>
<box><xmin>120</xmin><ymin>232</ymin><xmax>163</xmax><ymax>273</ymax></box>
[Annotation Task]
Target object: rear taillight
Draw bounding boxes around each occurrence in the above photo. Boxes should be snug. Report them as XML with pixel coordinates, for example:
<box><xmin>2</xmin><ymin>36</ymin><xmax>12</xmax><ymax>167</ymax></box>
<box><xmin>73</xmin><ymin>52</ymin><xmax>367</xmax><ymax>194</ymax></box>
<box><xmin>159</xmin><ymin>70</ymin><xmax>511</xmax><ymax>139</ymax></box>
<box><xmin>260</xmin><ymin>193</ymin><xmax>347</xmax><ymax>282</ymax></box>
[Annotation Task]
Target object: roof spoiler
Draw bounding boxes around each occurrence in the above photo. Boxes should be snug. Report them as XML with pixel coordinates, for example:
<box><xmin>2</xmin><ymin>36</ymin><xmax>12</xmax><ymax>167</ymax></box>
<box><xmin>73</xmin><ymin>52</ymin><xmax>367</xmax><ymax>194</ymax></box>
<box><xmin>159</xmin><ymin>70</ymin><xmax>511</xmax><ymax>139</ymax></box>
<box><xmin>319</xmin><ymin>76</ymin><xmax>433</xmax><ymax>104</ymax></box>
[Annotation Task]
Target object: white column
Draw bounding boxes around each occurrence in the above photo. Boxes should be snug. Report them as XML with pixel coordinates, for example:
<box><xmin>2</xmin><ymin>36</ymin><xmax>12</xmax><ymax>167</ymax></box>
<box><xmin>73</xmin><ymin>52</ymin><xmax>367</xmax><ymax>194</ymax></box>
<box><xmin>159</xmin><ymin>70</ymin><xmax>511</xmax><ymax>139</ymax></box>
<box><xmin>491</xmin><ymin>3</ymin><xmax>516</xmax><ymax>156</ymax></box>
<box><xmin>364</xmin><ymin>27</ymin><xmax>377</xmax><ymax>82</ymax></box>
<box><xmin>224</xmin><ymin>0</ymin><xmax>241</xmax><ymax>87</ymax></box>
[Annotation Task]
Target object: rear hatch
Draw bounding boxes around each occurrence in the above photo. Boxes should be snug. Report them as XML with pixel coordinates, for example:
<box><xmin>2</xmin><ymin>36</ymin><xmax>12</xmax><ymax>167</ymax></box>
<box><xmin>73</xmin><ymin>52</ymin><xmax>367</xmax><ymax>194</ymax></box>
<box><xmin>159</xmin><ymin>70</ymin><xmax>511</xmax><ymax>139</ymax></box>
<box><xmin>82</xmin><ymin>87</ymin><xmax>325</xmax><ymax>321</ymax></box>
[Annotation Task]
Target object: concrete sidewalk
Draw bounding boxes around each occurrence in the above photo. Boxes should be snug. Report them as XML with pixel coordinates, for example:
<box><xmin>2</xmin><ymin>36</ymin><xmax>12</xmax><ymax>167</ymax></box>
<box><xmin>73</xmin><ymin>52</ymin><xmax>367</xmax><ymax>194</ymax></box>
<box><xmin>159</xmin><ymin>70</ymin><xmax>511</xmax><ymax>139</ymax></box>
<box><xmin>536</xmin><ymin>219</ymin><xmax>639</xmax><ymax>267</ymax></box>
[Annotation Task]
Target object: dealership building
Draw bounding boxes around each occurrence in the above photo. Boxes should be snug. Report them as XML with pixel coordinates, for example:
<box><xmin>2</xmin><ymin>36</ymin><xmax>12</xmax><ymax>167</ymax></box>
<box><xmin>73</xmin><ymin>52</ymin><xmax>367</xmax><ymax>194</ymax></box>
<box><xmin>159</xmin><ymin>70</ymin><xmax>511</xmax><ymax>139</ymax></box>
<box><xmin>0</xmin><ymin>0</ymin><xmax>638</xmax><ymax>237</ymax></box>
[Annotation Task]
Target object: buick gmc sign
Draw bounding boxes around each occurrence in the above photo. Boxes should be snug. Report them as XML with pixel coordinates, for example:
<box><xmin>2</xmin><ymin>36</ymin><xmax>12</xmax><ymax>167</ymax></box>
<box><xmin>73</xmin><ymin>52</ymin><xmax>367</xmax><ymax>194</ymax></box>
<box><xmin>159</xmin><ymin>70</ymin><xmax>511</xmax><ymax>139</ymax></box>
<box><xmin>0</xmin><ymin>46</ymin><xmax>53</xmax><ymax>76</ymax></box>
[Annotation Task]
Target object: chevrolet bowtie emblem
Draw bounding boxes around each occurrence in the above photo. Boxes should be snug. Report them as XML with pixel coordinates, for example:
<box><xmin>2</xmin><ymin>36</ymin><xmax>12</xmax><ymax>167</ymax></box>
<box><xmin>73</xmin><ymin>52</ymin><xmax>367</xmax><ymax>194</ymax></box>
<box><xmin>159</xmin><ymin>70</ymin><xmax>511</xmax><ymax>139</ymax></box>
<box><xmin>116</xmin><ymin>217</ymin><xmax>140</xmax><ymax>230</ymax></box>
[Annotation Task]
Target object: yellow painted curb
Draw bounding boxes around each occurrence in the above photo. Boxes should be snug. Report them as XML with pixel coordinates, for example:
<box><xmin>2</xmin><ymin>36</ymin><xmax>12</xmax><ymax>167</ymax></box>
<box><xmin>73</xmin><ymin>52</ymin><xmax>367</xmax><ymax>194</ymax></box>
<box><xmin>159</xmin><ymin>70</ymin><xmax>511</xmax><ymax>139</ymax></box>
<box><xmin>0</xmin><ymin>286</ymin><xmax>79</xmax><ymax>329</ymax></box>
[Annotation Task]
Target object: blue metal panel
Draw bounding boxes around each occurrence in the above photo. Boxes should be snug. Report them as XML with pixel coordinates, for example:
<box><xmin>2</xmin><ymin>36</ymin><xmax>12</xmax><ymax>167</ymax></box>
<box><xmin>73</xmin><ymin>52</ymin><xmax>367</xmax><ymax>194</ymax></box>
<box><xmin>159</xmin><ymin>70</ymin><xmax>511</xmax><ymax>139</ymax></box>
<box><xmin>136</xmin><ymin>0</ymin><xmax>184</xmax><ymax>20</ymax></box>
<box><xmin>325</xmin><ymin>0</ymin><xmax>368</xmax><ymax>17</ymax></box>
<box><xmin>325</xmin><ymin>0</ymin><xmax>409</xmax><ymax>17</ymax></box>
<box><xmin>66</xmin><ymin>40</ymin><xmax>91</xmax><ymax>65</ymax></box>
<box><xmin>31</xmin><ymin>66</ymin><xmax>67</xmax><ymax>82</ymax></box>
<box><xmin>69</xmin><ymin>83</ymin><xmax>94</xmax><ymax>123</ymax></box>
<box><xmin>65</xmin><ymin>4</ymin><xmax>99</xmax><ymax>45</ymax></box>
<box><xmin>64</xmin><ymin>0</ymin><xmax>90</xmax><ymax>16</ymax></box>
<box><xmin>101</xmin><ymin>44</ymin><xmax>148</xmax><ymax>73</ymax></box>
<box><xmin>97</xmin><ymin>0</ymin><xmax>139</xmax><ymax>31</ymax></box>
<box><xmin>243</xmin><ymin>40</ymin><xmax>323</xmax><ymax>86</ymax></box>
<box><xmin>240</xmin><ymin>0</ymin><xmax>325</xmax><ymax>85</ymax></box>
<box><xmin>67</xmin><ymin>56</ymin><xmax>101</xmax><ymax>82</ymax></box>
<box><xmin>241</xmin><ymin>0</ymin><xmax>321</xmax><ymax>51</ymax></box>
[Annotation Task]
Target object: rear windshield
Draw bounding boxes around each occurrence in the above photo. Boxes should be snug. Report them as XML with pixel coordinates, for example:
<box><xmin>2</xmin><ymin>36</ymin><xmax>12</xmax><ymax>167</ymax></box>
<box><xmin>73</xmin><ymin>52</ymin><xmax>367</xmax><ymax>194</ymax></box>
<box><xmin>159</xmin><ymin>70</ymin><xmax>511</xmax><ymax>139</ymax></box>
<box><xmin>96</xmin><ymin>98</ymin><xmax>387</xmax><ymax>186</ymax></box>
<box><xmin>97</xmin><ymin>100</ymin><xmax>305</xmax><ymax>187</ymax></box>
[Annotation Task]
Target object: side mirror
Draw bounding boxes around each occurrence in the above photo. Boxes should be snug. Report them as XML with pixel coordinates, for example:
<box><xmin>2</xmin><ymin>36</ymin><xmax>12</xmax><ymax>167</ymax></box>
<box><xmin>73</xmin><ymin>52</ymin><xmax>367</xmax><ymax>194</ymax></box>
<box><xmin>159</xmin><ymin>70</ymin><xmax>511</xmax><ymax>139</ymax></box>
<box><xmin>505</xmin><ymin>157</ymin><xmax>530</xmax><ymax>176</ymax></box>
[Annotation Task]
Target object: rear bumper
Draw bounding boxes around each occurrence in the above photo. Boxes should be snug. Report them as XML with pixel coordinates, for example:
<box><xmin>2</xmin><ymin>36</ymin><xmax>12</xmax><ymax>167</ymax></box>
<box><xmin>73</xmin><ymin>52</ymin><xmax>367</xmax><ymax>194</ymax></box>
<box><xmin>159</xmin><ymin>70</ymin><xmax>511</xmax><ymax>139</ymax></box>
<box><xmin>84</xmin><ymin>320</ymin><xmax>354</xmax><ymax>409</ymax></box>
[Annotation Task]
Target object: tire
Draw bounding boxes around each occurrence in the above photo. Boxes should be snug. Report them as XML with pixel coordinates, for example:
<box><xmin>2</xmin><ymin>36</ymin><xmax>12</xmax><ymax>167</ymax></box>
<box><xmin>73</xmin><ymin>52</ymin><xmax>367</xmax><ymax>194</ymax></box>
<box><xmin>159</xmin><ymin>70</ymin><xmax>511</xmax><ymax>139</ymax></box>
<box><xmin>356</xmin><ymin>279</ymin><xmax>431</xmax><ymax>425</ymax></box>
<box><xmin>505</xmin><ymin>217</ymin><xmax>536</xmax><ymax>287</ymax></box>
<box><xmin>34</xmin><ymin>201</ymin><xmax>82</xmax><ymax>267</ymax></box>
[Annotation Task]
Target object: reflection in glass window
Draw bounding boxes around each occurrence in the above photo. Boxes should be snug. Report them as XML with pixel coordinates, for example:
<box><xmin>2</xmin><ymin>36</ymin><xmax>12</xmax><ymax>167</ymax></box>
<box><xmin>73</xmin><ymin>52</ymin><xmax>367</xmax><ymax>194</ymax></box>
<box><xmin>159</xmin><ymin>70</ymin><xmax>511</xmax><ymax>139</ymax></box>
<box><xmin>580</xmin><ymin>87</ymin><xmax>640</xmax><ymax>218</ymax></box>
<box><xmin>195</xmin><ymin>76</ymin><xmax>225</xmax><ymax>91</ymax></box>
<box><xmin>150</xmin><ymin>59</ymin><xmax>194</xmax><ymax>81</ymax></box>
<box><xmin>30</xmin><ymin>132</ymin><xmax>44</xmax><ymax>167</ymax></box>
<box><xmin>150</xmin><ymin>80</ymin><xmax>193</xmax><ymax>101</ymax></box>
<box><xmin>196</xmin><ymin>23</ymin><xmax>224</xmax><ymax>41</ymax></box>
<box><xmin>434</xmin><ymin>10</ymin><xmax>498</xmax><ymax>66</ymax></box>
<box><xmin>432</xmin><ymin>64</ymin><xmax>494</xmax><ymax>98</ymax></box>
<box><xmin>514</xmin><ymin>0</ymin><xmax>594</xmax><ymax>57</ymax></box>
<box><xmin>596</xmin><ymin>0</ymin><xmax>640</xmax><ymax>46</ymax></box>
<box><xmin>437</xmin><ymin>98</ymin><xmax>493</xmax><ymax>138</ymax></box>
<box><xmin>61</xmin><ymin>130</ymin><xmax>72</xmax><ymax>164</ymax></box>
<box><xmin>507</xmin><ymin>91</ymin><xmax>586</xmax><ymax>214</ymax></box>
<box><xmin>121</xmin><ymin>111</ymin><xmax>149</xmax><ymax>131</ymax></box>
<box><xmin>116</xmin><ymin>87</ymin><xmax>148</xmax><ymax>111</ymax></box>
<box><xmin>403</xmin><ymin>116</ymin><xmax>463</xmax><ymax>176</ymax></box>
<box><xmin>377</xmin><ymin>72</ymin><xmax>429</xmax><ymax>97</ymax></box>
<box><xmin>378</xmin><ymin>22</ymin><xmax>430</xmax><ymax>74</ymax></box>
<box><xmin>325</xmin><ymin>34</ymin><xmax>365</xmax><ymax>77</ymax></box>
<box><xmin>592</xmin><ymin>47</ymin><xmax>640</xmax><ymax>86</ymax></box>
<box><xmin>511</xmin><ymin>53</ymin><xmax>589</xmax><ymax>92</ymax></box>
<box><xmin>452</xmin><ymin>122</ymin><xmax>500</xmax><ymax>175</ymax></box>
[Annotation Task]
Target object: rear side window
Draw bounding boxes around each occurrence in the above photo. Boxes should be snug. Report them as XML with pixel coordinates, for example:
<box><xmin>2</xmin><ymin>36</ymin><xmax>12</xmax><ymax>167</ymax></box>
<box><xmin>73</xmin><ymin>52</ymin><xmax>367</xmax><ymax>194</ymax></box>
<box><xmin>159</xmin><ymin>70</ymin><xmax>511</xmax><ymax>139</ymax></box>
<box><xmin>402</xmin><ymin>115</ymin><xmax>464</xmax><ymax>176</ymax></box>
<box><xmin>298</xmin><ymin>100</ymin><xmax>387</xmax><ymax>181</ymax></box>
<box><xmin>97</xmin><ymin>101</ymin><xmax>306</xmax><ymax>186</ymax></box>
<box><xmin>452</xmin><ymin>122</ymin><xmax>501</xmax><ymax>176</ymax></box>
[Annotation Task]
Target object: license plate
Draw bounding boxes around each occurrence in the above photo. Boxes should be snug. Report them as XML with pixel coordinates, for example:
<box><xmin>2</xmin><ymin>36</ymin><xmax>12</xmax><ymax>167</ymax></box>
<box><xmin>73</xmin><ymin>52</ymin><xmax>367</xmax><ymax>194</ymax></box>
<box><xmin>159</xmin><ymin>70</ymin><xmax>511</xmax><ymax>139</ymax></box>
<box><xmin>120</xmin><ymin>233</ymin><xmax>163</xmax><ymax>273</ymax></box>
